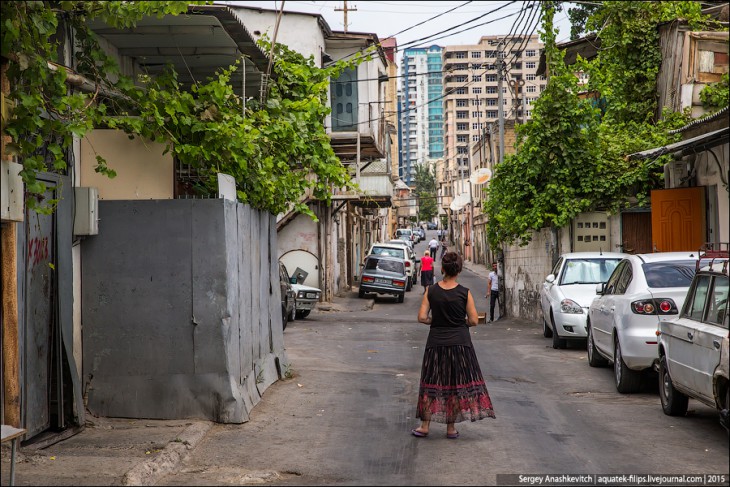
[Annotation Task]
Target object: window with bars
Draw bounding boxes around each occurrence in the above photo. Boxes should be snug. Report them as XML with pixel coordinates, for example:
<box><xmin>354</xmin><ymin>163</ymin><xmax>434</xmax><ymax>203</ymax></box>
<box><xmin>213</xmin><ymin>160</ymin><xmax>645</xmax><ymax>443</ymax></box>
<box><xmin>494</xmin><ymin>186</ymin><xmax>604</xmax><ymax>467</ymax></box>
<box><xmin>526</xmin><ymin>62</ymin><xmax>536</xmax><ymax>69</ymax></box>
<box><xmin>526</xmin><ymin>85</ymin><xmax>536</xmax><ymax>93</ymax></box>
<box><xmin>471</xmin><ymin>51</ymin><xmax>482</xmax><ymax>58</ymax></box>
<box><xmin>526</xmin><ymin>50</ymin><xmax>536</xmax><ymax>57</ymax></box>
<box><xmin>526</xmin><ymin>73</ymin><xmax>536</xmax><ymax>80</ymax></box>
<box><xmin>472</xmin><ymin>87</ymin><xmax>482</xmax><ymax>94</ymax></box>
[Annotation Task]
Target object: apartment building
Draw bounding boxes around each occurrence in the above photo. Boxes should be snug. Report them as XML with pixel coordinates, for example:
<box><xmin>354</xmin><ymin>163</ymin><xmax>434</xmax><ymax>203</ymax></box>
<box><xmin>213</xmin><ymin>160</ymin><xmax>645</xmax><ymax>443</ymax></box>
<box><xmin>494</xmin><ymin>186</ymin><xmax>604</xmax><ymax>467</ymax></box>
<box><xmin>398</xmin><ymin>45</ymin><xmax>444</xmax><ymax>186</ymax></box>
<box><xmin>441</xmin><ymin>34</ymin><xmax>544</xmax><ymax>258</ymax></box>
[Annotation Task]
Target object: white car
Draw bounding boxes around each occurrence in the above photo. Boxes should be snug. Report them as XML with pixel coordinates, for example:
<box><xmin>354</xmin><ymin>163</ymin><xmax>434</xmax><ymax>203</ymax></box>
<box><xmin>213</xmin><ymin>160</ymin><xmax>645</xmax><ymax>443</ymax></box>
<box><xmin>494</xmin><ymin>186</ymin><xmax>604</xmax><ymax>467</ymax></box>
<box><xmin>656</xmin><ymin>254</ymin><xmax>729</xmax><ymax>431</ymax></box>
<box><xmin>367</xmin><ymin>242</ymin><xmax>419</xmax><ymax>291</ymax></box>
<box><xmin>587</xmin><ymin>252</ymin><xmax>699</xmax><ymax>393</ymax></box>
<box><xmin>540</xmin><ymin>252</ymin><xmax>627</xmax><ymax>349</ymax></box>
<box><xmin>283</xmin><ymin>264</ymin><xmax>322</xmax><ymax>319</ymax></box>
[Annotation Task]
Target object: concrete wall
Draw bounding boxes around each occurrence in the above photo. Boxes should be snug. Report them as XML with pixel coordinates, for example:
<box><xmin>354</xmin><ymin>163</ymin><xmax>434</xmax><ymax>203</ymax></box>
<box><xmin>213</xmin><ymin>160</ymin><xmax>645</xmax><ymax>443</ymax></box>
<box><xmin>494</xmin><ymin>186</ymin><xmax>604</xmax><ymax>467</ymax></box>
<box><xmin>80</xmin><ymin>130</ymin><xmax>174</xmax><ymax>200</ymax></box>
<box><xmin>232</xmin><ymin>8</ymin><xmax>326</xmax><ymax>62</ymax></box>
<box><xmin>82</xmin><ymin>199</ymin><xmax>286</xmax><ymax>422</ymax></box>
<box><xmin>695</xmin><ymin>144</ymin><xmax>729</xmax><ymax>243</ymax></box>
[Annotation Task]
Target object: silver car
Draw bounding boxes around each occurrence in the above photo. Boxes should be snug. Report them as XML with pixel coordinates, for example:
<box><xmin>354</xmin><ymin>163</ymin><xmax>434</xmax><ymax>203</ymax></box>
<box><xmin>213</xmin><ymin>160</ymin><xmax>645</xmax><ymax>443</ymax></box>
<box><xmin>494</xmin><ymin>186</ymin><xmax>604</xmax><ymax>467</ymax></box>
<box><xmin>656</xmin><ymin>254</ymin><xmax>728</xmax><ymax>431</ymax></box>
<box><xmin>541</xmin><ymin>252</ymin><xmax>627</xmax><ymax>349</ymax></box>
<box><xmin>358</xmin><ymin>255</ymin><xmax>407</xmax><ymax>303</ymax></box>
<box><xmin>587</xmin><ymin>252</ymin><xmax>698</xmax><ymax>393</ymax></box>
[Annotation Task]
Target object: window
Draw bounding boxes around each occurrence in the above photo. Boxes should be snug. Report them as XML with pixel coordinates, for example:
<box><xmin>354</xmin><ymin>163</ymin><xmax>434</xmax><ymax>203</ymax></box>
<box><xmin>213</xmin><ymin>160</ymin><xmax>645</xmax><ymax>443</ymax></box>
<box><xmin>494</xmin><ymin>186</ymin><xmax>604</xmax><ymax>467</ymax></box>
<box><xmin>686</xmin><ymin>275</ymin><xmax>711</xmax><ymax>321</ymax></box>
<box><xmin>487</xmin><ymin>110</ymin><xmax>497</xmax><ymax>118</ymax></box>
<box><xmin>559</xmin><ymin>259</ymin><xmax>623</xmax><ymax>285</ymax></box>
<box><xmin>526</xmin><ymin>49</ymin><xmax>536</xmax><ymax>57</ymax></box>
<box><xmin>526</xmin><ymin>74</ymin><xmax>536</xmax><ymax>81</ymax></box>
<box><xmin>457</xmin><ymin>134</ymin><xmax>468</xmax><ymax>143</ymax></box>
<box><xmin>455</xmin><ymin>63</ymin><xmax>468</xmax><ymax>70</ymax></box>
<box><xmin>707</xmin><ymin>275</ymin><xmax>729</xmax><ymax>325</ymax></box>
<box><xmin>485</xmin><ymin>50</ymin><xmax>496</xmax><ymax>58</ymax></box>
<box><xmin>455</xmin><ymin>87</ymin><xmax>467</xmax><ymax>95</ymax></box>
<box><xmin>471</xmin><ymin>99</ymin><xmax>482</xmax><ymax>106</ymax></box>
<box><xmin>456</xmin><ymin>75</ymin><xmax>468</xmax><ymax>82</ymax></box>
<box><xmin>487</xmin><ymin>99</ymin><xmax>497</xmax><ymax>106</ymax></box>
<box><xmin>472</xmin><ymin>111</ymin><xmax>482</xmax><ymax>118</ymax></box>
<box><xmin>471</xmin><ymin>51</ymin><xmax>482</xmax><ymax>58</ymax></box>
<box><xmin>512</xmin><ymin>73</ymin><xmax>522</xmax><ymax>80</ymax></box>
<box><xmin>456</xmin><ymin>111</ymin><xmax>468</xmax><ymax>119</ymax></box>
<box><xmin>526</xmin><ymin>62</ymin><xmax>536</xmax><ymax>69</ymax></box>
<box><xmin>486</xmin><ymin>74</ymin><xmax>497</xmax><ymax>82</ymax></box>
<box><xmin>471</xmin><ymin>63</ymin><xmax>482</xmax><ymax>70</ymax></box>
<box><xmin>456</xmin><ymin>123</ymin><xmax>468</xmax><ymax>131</ymax></box>
<box><xmin>512</xmin><ymin>63</ymin><xmax>522</xmax><ymax>70</ymax></box>
<box><xmin>486</xmin><ymin>86</ymin><xmax>497</xmax><ymax>94</ymax></box>
<box><xmin>457</xmin><ymin>146</ymin><xmax>468</xmax><ymax>154</ymax></box>
<box><xmin>526</xmin><ymin>85</ymin><xmax>536</xmax><ymax>93</ymax></box>
<box><xmin>472</xmin><ymin>87</ymin><xmax>482</xmax><ymax>94</ymax></box>
<box><xmin>456</xmin><ymin>99</ymin><xmax>468</xmax><ymax>107</ymax></box>
<box><xmin>472</xmin><ymin>123</ymin><xmax>479</xmax><ymax>130</ymax></box>
<box><xmin>472</xmin><ymin>75</ymin><xmax>482</xmax><ymax>82</ymax></box>
<box><xmin>472</xmin><ymin>134</ymin><xmax>481</xmax><ymax>142</ymax></box>
<box><xmin>455</xmin><ymin>51</ymin><xmax>467</xmax><ymax>59</ymax></box>
<box><xmin>643</xmin><ymin>260</ymin><xmax>696</xmax><ymax>288</ymax></box>
<box><xmin>540</xmin><ymin>84</ymin><xmax>546</xmax><ymax>92</ymax></box>
<box><xmin>527</xmin><ymin>97</ymin><xmax>537</xmax><ymax>104</ymax></box>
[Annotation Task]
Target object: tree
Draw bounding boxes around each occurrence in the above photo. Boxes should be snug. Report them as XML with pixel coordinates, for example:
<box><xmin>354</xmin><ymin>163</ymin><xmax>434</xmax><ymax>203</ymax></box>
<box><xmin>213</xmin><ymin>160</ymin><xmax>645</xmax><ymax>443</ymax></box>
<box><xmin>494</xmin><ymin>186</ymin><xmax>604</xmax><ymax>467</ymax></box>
<box><xmin>413</xmin><ymin>163</ymin><xmax>438</xmax><ymax>223</ymax></box>
<box><xmin>482</xmin><ymin>2</ymin><xmax>706</xmax><ymax>249</ymax></box>
<box><xmin>2</xmin><ymin>2</ymin><xmax>365</xmax><ymax>217</ymax></box>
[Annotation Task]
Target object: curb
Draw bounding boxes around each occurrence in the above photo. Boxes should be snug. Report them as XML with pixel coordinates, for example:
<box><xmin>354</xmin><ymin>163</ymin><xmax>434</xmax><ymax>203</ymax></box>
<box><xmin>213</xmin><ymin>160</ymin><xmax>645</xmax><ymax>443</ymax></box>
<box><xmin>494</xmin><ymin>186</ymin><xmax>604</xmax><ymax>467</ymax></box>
<box><xmin>121</xmin><ymin>421</ymin><xmax>213</xmax><ymax>486</ymax></box>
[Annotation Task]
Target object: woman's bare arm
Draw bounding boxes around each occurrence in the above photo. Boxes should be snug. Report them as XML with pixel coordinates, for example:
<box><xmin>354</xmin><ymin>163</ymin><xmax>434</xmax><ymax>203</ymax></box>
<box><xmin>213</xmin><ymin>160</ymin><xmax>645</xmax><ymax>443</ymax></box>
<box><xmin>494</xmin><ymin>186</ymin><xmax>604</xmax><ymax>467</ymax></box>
<box><xmin>418</xmin><ymin>289</ymin><xmax>432</xmax><ymax>324</ymax></box>
<box><xmin>466</xmin><ymin>290</ymin><xmax>478</xmax><ymax>326</ymax></box>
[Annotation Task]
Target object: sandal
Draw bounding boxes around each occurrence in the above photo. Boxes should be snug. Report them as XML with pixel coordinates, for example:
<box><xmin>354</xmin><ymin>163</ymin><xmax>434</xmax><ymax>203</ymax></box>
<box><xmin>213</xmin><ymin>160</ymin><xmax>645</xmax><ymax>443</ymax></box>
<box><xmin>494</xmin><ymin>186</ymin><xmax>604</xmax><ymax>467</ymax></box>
<box><xmin>411</xmin><ymin>428</ymin><xmax>428</xmax><ymax>438</ymax></box>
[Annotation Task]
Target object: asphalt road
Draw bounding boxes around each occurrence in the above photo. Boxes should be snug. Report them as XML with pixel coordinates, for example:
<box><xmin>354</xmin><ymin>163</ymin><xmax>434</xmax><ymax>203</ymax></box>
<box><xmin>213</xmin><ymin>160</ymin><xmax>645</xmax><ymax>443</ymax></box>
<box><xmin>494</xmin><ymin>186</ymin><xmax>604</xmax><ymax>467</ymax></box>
<box><xmin>160</xmin><ymin>232</ymin><xmax>729</xmax><ymax>486</ymax></box>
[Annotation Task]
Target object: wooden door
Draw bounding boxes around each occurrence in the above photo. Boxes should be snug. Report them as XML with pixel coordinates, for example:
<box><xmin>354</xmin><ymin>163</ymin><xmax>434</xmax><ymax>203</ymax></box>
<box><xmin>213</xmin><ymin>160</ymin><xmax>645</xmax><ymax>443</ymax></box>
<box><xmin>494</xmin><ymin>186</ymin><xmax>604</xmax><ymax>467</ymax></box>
<box><xmin>651</xmin><ymin>187</ymin><xmax>706</xmax><ymax>252</ymax></box>
<box><xmin>621</xmin><ymin>212</ymin><xmax>652</xmax><ymax>254</ymax></box>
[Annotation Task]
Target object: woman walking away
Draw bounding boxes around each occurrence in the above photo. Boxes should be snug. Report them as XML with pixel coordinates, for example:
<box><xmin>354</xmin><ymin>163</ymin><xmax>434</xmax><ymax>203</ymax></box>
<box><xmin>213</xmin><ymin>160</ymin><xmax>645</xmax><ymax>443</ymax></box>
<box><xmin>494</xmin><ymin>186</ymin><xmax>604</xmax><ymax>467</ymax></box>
<box><xmin>420</xmin><ymin>249</ymin><xmax>434</xmax><ymax>293</ymax></box>
<box><xmin>412</xmin><ymin>252</ymin><xmax>495</xmax><ymax>439</ymax></box>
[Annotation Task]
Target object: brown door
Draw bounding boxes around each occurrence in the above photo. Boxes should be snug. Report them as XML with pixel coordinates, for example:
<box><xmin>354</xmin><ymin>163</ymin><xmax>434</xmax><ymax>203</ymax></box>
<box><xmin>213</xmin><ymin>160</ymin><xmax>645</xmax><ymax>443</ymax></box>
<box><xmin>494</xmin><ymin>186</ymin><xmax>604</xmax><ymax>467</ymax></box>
<box><xmin>621</xmin><ymin>212</ymin><xmax>652</xmax><ymax>254</ymax></box>
<box><xmin>651</xmin><ymin>187</ymin><xmax>706</xmax><ymax>252</ymax></box>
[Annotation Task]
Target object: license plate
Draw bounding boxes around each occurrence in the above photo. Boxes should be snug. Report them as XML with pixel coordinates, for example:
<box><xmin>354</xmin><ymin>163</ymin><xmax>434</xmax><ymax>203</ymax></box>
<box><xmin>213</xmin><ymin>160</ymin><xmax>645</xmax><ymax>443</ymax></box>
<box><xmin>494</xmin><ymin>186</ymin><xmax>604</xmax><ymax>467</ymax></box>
<box><xmin>375</xmin><ymin>278</ymin><xmax>390</xmax><ymax>284</ymax></box>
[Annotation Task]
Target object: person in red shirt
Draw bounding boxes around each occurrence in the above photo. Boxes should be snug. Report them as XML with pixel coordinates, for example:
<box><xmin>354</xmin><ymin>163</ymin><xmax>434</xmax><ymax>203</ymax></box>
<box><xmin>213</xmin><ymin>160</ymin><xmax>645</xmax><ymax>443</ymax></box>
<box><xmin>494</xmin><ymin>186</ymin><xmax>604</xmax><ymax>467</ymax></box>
<box><xmin>420</xmin><ymin>249</ymin><xmax>434</xmax><ymax>293</ymax></box>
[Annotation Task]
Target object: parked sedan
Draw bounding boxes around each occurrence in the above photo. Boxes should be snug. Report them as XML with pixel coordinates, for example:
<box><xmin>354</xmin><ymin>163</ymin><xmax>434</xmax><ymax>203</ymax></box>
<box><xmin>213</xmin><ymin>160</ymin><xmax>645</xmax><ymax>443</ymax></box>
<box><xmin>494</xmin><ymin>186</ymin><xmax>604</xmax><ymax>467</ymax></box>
<box><xmin>541</xmin><ymin>252</ymin><xmax>627</xmax><ymax>349</ymax></box>
<box><xmin>358</xmin><ymin>255</ymin><xmax>408</xmax><ymax>303</ymax></box>
<box><xmin>656</xmin><ymin>253</ymin><xmax>728</xmax><ymax>432</ymax></box>
<box><xmin>587</xmin><ymin>252</ymin><xmax>698</xmax><ymax>393</ymax></box>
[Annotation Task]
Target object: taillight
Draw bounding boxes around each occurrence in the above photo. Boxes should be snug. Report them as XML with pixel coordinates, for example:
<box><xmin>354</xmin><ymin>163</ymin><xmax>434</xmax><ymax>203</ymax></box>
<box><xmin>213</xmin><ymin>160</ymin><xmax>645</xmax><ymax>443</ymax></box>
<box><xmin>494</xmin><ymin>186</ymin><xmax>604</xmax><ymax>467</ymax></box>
<box><xmin>405</xmin><ymin>261</ymin><xmax>411</xmax><ymax>267</ymax></box>
<box><xmin>631</xmin><ymin>299</ymin><xmax>678</xmax><ymax>315</ymax></box>
<box><xmin>393</xmin><ymin>279</ymin><xmax>406</xmax><ymax>287</ymax></box>
<box><xmin>362</xmin><ymin>276</ymin><xmax>374</xmax><ymax>283</ymax></box>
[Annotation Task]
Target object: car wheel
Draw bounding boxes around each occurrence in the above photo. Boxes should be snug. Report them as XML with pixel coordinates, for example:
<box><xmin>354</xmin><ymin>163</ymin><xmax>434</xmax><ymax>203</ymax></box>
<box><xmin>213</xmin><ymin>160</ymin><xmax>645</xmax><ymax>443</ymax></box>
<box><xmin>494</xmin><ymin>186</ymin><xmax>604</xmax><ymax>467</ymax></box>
<box><xmin>358</xmin><ymin>287</ymin><xmax>365</xmax><ymax>298</ymax></box>
<box><xmin>282</xmin><ymin>305</ymin><xmax>288</xmax><ymax>331</ymax></box>
<box><xmin>614</xmin><ymin>336</ymin><xmax>642</xmax><ymax>393</ymax></box>
<box><xmin>289</xmin><ymin>303</ymin><xmax>296</xmax><ymax>322</ymax></box>
<box><xmin>406</xmin><ymin>277</ymin><xmax>413</xmax><ymax>291</ymax></box>
<box><xmin>551</xmin><ymin>312</ymin><xmax>566</xmax><ymax>349</ymax></box>
<box><xmin>542</xmin><ymin>315</ymin><xmax>553</xmax><ymax>338</ymax></box>
<box><xmin>587</xmin><ymin>321</ymin><xmax>608</xmax><ymax>367</ymax></box>
<box><xmin>397</xmin><ymin>292</ymin><xmax>405</xmax><ymax>303</ymax></box>
<box><xmin>658</xmin><ymin>355</ymin><xmax>688</xmax><ymax>416</ymax></box>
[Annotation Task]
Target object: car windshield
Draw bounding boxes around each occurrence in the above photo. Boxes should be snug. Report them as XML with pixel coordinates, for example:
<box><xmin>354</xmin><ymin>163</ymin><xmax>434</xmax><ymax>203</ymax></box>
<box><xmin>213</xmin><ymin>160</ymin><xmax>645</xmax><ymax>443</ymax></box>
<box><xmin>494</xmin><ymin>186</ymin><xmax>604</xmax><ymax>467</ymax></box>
<box><xmin>560</xmin><ymin>258</ymin><xmax>621</xmax><ymax>286</ymax></box>
<box><xmin>642</xmin><ymin>260</ymin><xmax>697</xmax><ymax>288</ymax></box>
<box><xmin>371</xmin><ymin>247</ymin><xmax>405</xmax><ymax>259</ymax></box>
<box><xmin>365</xmin><ymin>258</ymin><xmax>404</xmax><ymax>274</ymax></box>
<box><xmin>559</xmin><ymin>258</ymin><xmax>623</xmax><ymax>285</ymax></box>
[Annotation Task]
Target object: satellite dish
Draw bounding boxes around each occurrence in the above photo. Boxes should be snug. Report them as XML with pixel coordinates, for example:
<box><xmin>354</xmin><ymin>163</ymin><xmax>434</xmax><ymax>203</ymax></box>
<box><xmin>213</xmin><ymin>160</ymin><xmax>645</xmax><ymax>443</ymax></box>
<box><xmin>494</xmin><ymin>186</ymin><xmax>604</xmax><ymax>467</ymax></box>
<box><xmin>449</xmin><ymin>192</ymin><xmax>470</xmax><ymax>211</ymax></box>
<box><xmin>469</xmin><ymin>167</ymin><xmax>492</xmax><ymax>185</ymax></box>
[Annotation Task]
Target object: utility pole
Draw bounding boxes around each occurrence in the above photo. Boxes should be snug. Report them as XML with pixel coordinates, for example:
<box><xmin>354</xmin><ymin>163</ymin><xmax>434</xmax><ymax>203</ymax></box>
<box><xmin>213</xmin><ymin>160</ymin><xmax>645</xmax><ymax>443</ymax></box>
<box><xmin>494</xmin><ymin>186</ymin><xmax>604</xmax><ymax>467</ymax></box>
<box><xmin>497</xmin><ymin>40</ymin><xmax>505</xmax><ymax>164</ymax></box>
<box><xmin>335</xmin><ymin>1</ymin><xmax>357</xmax><ymax>33</ymax></box>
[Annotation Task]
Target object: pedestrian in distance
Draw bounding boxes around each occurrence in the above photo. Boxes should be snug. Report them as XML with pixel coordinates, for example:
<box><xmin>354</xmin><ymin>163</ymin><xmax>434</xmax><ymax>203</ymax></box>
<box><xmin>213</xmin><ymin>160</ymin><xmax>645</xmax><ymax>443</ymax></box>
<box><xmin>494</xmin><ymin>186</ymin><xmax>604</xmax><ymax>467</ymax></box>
<box><xmin>412</xmin><ymin>252</ymin><xmax>496</xmax><ymax>439</ymax></box>
<box><xmin>486</xmin><ymin>262</ymin><xmax>500</xmax><ymax>322</ymax></box>
<box><xmin>428</xmin><ymin>237</ymin><xmax>440</xmax><ymax>259</ymax></box>
<box><xmin>440</xmin><ymin>240</ymin><xmax>447</xmax><ymax>260</ymax></box>
<box><xmin>420</xmin><ymin>249</ymin><xmax>434</xmax><ymax>293</ymax></box>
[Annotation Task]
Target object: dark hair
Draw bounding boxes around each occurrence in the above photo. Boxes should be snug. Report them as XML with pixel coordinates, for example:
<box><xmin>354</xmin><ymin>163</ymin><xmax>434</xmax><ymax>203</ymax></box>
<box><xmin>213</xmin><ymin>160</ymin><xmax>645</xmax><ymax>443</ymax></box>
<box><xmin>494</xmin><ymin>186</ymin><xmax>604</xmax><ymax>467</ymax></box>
<box><xmin>441</xmin><ymin>251</ymin><xmax>463</xmax><ymax>277</ymax></box>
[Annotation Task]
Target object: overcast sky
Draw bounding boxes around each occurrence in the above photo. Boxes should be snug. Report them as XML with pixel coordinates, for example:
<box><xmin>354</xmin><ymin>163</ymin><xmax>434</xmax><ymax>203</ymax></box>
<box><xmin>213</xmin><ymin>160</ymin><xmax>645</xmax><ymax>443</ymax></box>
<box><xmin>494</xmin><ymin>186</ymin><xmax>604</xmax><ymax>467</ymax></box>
<box><xmin>225</xmin><ymin>1</ymin><xmax>574</xmax><ymax>57</ymax></box>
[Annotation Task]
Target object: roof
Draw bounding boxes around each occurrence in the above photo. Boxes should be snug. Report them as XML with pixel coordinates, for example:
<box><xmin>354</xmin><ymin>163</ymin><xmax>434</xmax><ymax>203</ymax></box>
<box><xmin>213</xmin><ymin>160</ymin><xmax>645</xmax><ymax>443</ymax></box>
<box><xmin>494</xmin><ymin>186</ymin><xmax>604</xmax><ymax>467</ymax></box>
<box><xmin>87</xmin><ymin>5</ymin><xmax>271</xmax><ymax>96</ymax></box>
<box><xmin>626</xmin><ymin>127</ymin><xmax>729</xmax><ymax>161</ymax></box>
<box><xmin>536</xmin><ymin>33</ymin><xmax>601</xmax><ymax>76</ymax></box>
<box><xmin>560</xmin><ymin>252</ymin><xmax>628</xmax><ymax>259</ymax></box>
<box><xmin>633</xmin><ymin>252</ymin><xmax>700</xmax><ymax>263</ymax></box>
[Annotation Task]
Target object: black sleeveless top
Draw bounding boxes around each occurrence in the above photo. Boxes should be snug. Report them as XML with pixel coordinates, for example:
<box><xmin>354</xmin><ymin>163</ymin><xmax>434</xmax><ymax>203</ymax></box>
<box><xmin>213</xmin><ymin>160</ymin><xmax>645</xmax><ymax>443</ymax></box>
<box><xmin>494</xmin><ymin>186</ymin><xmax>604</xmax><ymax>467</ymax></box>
<box><xmin>425</xmin><ymin>283</ymin><xmax>473</xmax><ymax>348</ymax></box>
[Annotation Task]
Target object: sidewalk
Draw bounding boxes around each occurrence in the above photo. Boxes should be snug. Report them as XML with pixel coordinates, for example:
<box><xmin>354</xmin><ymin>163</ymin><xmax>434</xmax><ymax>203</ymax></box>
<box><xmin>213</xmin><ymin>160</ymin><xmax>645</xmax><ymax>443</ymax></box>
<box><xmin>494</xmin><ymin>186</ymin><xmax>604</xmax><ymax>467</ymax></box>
<box><xmin>0</xmin><ymin>417</ymin><xmax>212</xmax><ymax>486</ymax></box>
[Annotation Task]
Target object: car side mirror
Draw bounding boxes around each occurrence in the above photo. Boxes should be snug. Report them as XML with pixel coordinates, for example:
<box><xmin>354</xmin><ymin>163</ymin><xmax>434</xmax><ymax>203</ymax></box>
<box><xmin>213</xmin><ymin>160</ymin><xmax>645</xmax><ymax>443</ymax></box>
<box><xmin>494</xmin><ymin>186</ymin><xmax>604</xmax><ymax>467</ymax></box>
<box><xmin>596</xmin><ymin>283</ymin><xmax>605</xmax><ymax>294</ymax></box>
<box><xmin>545</xmin><ymin>274</ymin><xmax>555</xmax><ymax>284</ymax></box>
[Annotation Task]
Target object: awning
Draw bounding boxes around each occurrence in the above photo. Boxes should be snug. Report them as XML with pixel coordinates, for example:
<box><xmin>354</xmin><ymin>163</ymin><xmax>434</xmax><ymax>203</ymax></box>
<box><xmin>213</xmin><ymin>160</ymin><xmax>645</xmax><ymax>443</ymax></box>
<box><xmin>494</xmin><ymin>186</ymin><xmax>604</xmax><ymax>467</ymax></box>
<box><xmin>86</xmin><ymin>5</ymin><xmax>271</xmax><ymax>97</ymax></box>
<box><xmin>626</xmin><ymin>127</ymin><xmax>729</xmax><ymax>161</ymax></box>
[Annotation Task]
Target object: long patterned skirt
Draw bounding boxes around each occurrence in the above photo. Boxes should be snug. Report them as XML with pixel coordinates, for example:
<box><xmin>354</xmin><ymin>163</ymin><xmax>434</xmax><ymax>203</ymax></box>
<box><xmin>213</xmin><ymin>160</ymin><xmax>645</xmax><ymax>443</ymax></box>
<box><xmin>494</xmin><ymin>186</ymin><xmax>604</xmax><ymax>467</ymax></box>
<box><xmin>416</xmin><ymin>345</ymin><xmax>495</xmax><ymax>424</ymax></box>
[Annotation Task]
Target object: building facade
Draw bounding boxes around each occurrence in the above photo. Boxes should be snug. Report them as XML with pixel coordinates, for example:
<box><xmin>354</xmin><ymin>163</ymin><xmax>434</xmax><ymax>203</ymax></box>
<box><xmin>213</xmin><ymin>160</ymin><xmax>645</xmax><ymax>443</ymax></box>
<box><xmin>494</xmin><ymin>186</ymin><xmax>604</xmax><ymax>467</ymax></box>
<box><xmin>399</xmin><ymin>46</ymin><xmax>444</xmax><ymax>186</ymax></box>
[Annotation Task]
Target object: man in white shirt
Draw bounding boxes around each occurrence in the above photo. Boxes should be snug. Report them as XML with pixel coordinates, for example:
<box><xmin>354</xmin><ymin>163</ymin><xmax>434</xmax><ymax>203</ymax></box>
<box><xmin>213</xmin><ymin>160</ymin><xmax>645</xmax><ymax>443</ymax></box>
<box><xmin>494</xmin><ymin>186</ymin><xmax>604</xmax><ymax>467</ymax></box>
<box><xmin>486</xmin><ymin>262</ymin><xmax>500</xmax><ymax>322</ymax></box>
<box><xmin>428</xmin><ymin>238</ymin><xmax>440</xmax><ymax>258</ymax></box>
